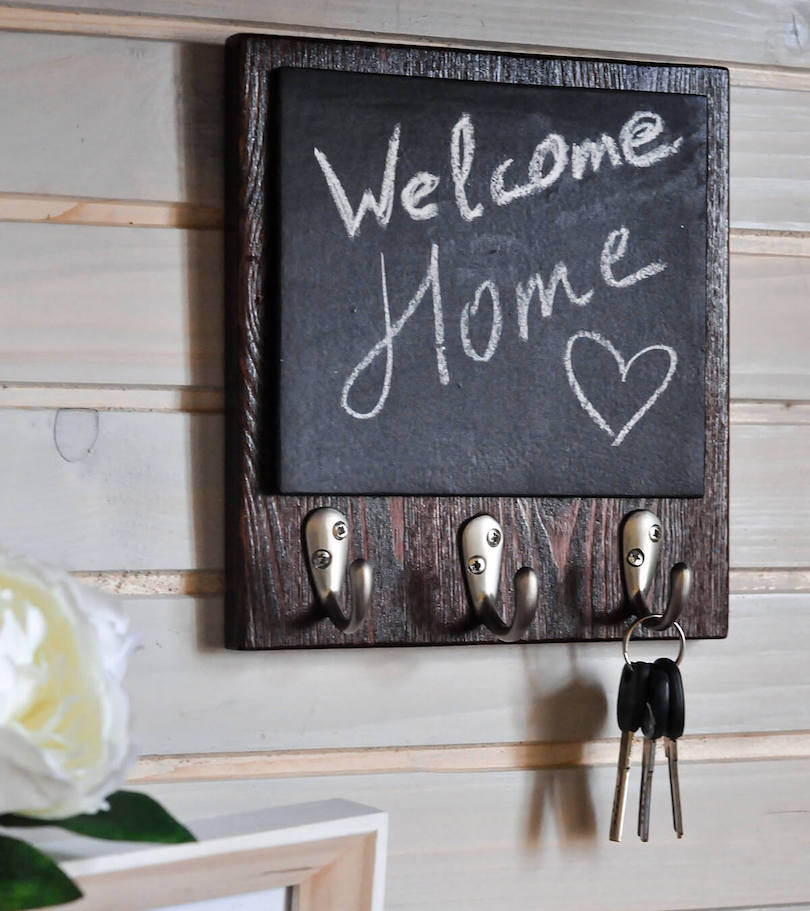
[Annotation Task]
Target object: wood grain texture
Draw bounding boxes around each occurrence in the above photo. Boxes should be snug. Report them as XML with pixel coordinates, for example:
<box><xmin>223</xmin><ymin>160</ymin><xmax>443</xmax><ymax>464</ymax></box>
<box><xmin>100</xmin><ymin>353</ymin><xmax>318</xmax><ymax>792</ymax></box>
<box><xmin>70</xmin><ymin>565</ymin><xmax>810</xmax><ymax>598</ymax></box>
<box><xmin>0</xmin><ymin>383</ymin><xmax>224</xmax><ymax>412</ymax></box>
<box><xmin>65</xmin><ymin>836</ymin><xmax>377</xmax><ymax>911</ymax></box>
<box><xmin>731</xmin><ymin>254</ymin><xmax>810</xmax><ymax>399</ymax></box>
<box><xmin>50</xmin><ymin>804</ymin><xmax>384</xmax><ymax>911</ymax></box>
<box><xmin>730</xmin><ymin>86</ymin><xmax>810</xmax><ymax>230</ymax></box>
<box><xmin>0</xmin><ymin>411</ymin><xmax>800</xmax><ymax>573</ymax></box>
<box><xmin>0</xmin><ymin>31</ymin><xmax>800</xmax><ymax>227</ymax></box>
<box><xmin>23</xmin><ymin>803</ymin><xmax>385</xmax><ymax>911</ymax></box>
<box><xmin>731</xmin><ymin>228</ymin><xmax>810</xmax><ymax>257</ymax></box>
<box><xmin>121</xmin><ymin>594</ymin><xmax>810</xmax><ymax>755</ymax></box>
<box><xmin>0</xmin><ymin>389</ymin><xmax>808</xmax><ymax>427</ymax></box>
<box><xmin>0</xmin><ymin>32</ymin><xmax>223</xmax><ymax>205</ymax></box>
<box><xmin>21</xmin><ymin>764</ymin><xmax>810</xmax><ymax>910</ymax></box>
<box><xmin>3</xmin><ymin>0</ymin><xmax>810</xmax><ymax>71</ymax></box>
<box><xmin>129</xmin><ymin>731</ymin><xmax>810</xmax><ymax>783</ymax></box>
<box><xmin>731</xmin><ymin>567</ymin><xmax>810</xmax><ymax>592</ymax></box>
<box><xmin>72</xmin><ymin>569</ymin><xmax>225</xmax><ymax>596</ymax></box>
<box><xmin>225</xmin><ymin>36</ymin><xmax>730</xmax><ymax>648</ymax></box>
<box><xmin>0</xmin><ymin>240</ymin><xmax>802</xmax><ymax>396</ymax></box>
<box><xmin>731</xmin><ymin>402</ymin><xmax>810</xmax><ymax>425</ymax></box>
<box><xmin>0</xmin><ymin>192</ymin><xmax>222</xmax><ymax>229</ymax></box>
<box><xmin>0</xmin><ymin>14</ymin><xmax>802</xmax><ymax>909</ymax></box>
<box><xmin>0</xmin><ymin>10</ymin><xmax>802</xmax><ymax>911</ymax></box>
<box><xmin>0</xmin><ymin>410</ymin><xmax>224</xmax><ymax>570</ymax></box>
<box><xmin>731</xmin><ymin>425</ymin><xmax>810</xmax><ymax>567</ymax></box>
<box><xmin>129</xmin><ymin>763</ymin><xmax>810</xmax><ymax>911</ymax></box>
<box><xmin>0</xmin><ymin>223</ymin><xmax>223</xmax><ymax>387</ymax></box>
<box><xmin>0</xmin><ymin>222</ymin><xmax>803</xmax><ymax>395</ymax></box>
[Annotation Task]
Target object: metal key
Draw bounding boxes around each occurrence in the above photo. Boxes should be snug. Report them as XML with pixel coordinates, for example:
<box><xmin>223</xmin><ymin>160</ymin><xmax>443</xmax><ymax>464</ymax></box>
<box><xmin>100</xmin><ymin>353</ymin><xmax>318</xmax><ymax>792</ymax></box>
<box><xmin>638</xmin><ymin>663</ymin><xmax>670</xmax><ymax>842</ymax></box>
<box><xmin>655</xmin><ymin>657</ymin><xmax>685</xmax><ymax>838</ymax></box>
<box><xmin>609</xmin><ymin>661</ymin><xmax>652</xmax><ymax>842</ymax></box>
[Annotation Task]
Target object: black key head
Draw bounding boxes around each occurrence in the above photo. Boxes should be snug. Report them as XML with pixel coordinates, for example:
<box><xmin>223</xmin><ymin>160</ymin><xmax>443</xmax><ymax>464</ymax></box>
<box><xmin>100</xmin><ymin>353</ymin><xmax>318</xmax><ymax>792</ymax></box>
<box><xmin>654</xmin><ymin>657</ymin><xmax>685</xmax><ymax>740</ymax></box>
<box><xmin>617</xmin><ymin>661</ymin><xmax>652</xmax><ymax>733</ymax></box>
<box><xmin>641</xmin><ymin>663</ymin><xmax>670</xmax><ymax>741</ymax></box>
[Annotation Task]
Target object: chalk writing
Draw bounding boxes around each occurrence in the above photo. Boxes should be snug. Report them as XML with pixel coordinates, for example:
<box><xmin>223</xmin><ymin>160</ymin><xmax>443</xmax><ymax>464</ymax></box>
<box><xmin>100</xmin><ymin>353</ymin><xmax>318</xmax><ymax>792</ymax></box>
<box><xmin>312</xmin><ymin>103</ymin><xmax>686</xmax><ymax>445</ymax></box>
<box><xmin>314</xmin><ymin>124</ymin><xmax>400</xmax><ymax>238</ymax></box>
<box><xmin>490</xmin><ymin>133</ymin><xmax>569</xmax><ymax>205</ymax></box>
<box><xmin>619</xmin><ymin>111</ymin><xmax>683</xmax><ymax>167</ymax></box>
<box><xmin>450</xmin><ymin>113</ymin><xmax>484</xmax><ymax>222</ymax></box>
<box><xmin>460</xmin><ymin>280</ymin><xmax>502</xmax><ymax>362</ymax></box>
<box><xmin>516</xmin><ymin>265</ymin><xmax>593</xmax><ymax>339</ymax></box>
<box><xmin>571</xmin><ymin>135</ymin><xmax>623</xmax><ymax>179</ymax></box>
<box><xmin>601</xmin><ymin>226</ymin><xmax>667</xmax><ymax>288</ymax></box>
<box><xmin>340</xmin><ymin>226</ymin><xmax>670</xmax><ymax>429</ymax></box>
<box><xmin>341</xmin><ymin>244</ymin><xmax>448</xmax><ymax>421</ymax></box>
<box><xmin>400</xmin><ymin>171</ymin><xmax>440</xmax><ymax>221</ymax></box>
<box><xmin>314</xmin><ymin>110</ymin><xmax>684</xmax><ymax>238</ymax></box>
<box><xmin>564</xmin><ymin>331</ymin><xmax>677</xmax><ymax>447</ymax></box>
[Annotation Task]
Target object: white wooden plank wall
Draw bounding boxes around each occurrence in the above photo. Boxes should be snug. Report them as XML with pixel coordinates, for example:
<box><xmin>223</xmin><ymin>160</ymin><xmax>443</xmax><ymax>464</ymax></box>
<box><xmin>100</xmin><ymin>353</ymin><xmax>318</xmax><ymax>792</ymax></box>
<box><xmin>0</xmin><ymin>4</ymin><xmax>809</xmax><ymax>909</ymax></box>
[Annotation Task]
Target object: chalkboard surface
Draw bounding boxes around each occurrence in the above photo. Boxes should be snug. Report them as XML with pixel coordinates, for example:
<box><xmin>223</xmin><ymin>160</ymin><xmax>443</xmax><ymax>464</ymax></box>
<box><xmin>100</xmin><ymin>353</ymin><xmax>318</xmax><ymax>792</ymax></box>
<box><xmin>269</xmin><ymin>67</ymin><xmax>707</xmax><ymax>496</ymax></box>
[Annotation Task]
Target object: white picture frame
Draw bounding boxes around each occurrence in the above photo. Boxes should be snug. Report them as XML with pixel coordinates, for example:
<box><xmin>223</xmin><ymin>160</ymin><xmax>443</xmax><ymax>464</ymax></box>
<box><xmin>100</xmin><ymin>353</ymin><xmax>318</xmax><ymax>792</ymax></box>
<box><xmin>55</xmin><ymin>799</ymin><xmax>387</xmax><ymax>911</ymax></box>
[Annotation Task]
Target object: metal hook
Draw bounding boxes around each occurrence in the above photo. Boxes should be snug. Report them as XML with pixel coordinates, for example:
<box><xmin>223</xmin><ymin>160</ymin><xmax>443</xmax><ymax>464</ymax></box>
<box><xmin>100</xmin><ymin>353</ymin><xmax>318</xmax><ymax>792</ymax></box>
<box><xmin>304</xmin><ymin>507</ymin><xmax>372</xmax><ymax>634</ymax></box>
<box><xmin>460</xmin><ymin>514</ymin><xmax>540</xmax><ymax>642</ymax></box>
<box><xmin>620</xmin><ymin>509</ymin><xmax>692</xmax><ymax>632</ymax></box>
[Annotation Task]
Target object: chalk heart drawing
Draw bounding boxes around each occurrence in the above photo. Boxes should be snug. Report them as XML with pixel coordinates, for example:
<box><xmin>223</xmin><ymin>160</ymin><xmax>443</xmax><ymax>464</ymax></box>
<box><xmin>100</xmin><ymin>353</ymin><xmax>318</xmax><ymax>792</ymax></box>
<box><xmin>564</xmin><ymin>330</ymin><xmax>678</xmax><ymax>447</ymax></box>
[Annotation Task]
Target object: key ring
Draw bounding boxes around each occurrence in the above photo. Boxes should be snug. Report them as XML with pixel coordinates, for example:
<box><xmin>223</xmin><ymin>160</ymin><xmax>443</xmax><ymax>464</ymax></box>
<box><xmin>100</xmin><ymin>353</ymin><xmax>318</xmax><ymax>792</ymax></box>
<box><xmin>622</xmin><ymin>614</ymin><xmax>686</xmax><ymax>669</ymax></box>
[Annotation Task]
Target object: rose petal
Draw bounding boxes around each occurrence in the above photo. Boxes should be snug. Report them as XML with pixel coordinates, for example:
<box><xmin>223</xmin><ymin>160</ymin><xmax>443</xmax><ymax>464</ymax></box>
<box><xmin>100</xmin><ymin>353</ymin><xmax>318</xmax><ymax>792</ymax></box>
<box><xmin>0</xmin><ymin>554</ymin><xmax>138</xmax><ymax>819</ymax></box>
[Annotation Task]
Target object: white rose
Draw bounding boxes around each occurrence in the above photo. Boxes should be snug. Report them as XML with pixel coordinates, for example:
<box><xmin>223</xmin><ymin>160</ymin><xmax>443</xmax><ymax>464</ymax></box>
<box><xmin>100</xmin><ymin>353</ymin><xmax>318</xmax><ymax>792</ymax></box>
<box><xmin>0</xmin><ymin>554</ymin><xmax>137</xmax><ymax>818</ymax></box>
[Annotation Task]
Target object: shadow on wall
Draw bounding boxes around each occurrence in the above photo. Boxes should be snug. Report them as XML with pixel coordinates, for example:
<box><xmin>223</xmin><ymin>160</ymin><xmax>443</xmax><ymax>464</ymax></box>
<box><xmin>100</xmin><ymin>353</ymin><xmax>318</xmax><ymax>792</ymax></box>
<box><xmin>522</xmin><ymin>645</ymin><xmax>608</xmax><ymax>849</ymax></box>
<box><xmin>179</xmin><ymin>42</ymin><xmax>227</xmax><ymax>597</ymax></box>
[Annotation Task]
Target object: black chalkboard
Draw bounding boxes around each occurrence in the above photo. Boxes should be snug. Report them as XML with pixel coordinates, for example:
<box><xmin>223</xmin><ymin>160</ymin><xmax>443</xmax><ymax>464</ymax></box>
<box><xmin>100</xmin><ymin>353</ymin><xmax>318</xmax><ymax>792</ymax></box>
<box><xmin>268</xmin><ymin>66</ymin><xmax>708</xmax><ymax>496</ymax></box>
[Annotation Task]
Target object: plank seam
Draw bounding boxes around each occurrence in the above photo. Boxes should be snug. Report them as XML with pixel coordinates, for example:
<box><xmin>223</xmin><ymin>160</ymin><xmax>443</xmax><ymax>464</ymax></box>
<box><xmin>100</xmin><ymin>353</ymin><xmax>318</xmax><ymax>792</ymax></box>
<box><xmin>730</xmin><ymin>228</ymin><xmax>810</xmax><ymax>258</ymax></box>
<box><xmin>129</xmin><ymin>730</ymin><xmax>810</xmax><ymax>783</ymax></box>
<box><xmin>0</xmin><ymin>383</ymin><xmax>225</xmax><ymax>413</ymax></box>
<box><xmin>1</xmin><ymin>193</ymin><xmax>809</xmax><ymax>256</ymax></box>
<box><xmin>4</xmin><ymin>388</ymin><xmax>810</xmax><ymax>422</ymax></box>
<box><xmin>71</xmin><ymin>567</ymin><xmax>810</xmax><ymax>598</ymax></box>
<box><xmin>72</xmin><ymin>569</ymin><xmax>225</xmax><ymax>597</ymax></box>
<box><xmin>1</xmin><ymin>4</ymin><xmax>810</xmax><ymax>91</ymax></box>
<box><xmin>730</xmin><ymin>401</ymin><xmax>810</xmax><ymax>425</ymax></box>
<box><xmin>0</xmin><ymin>192</ymin><xmax>222</xmax><ymax>230</ymax></box>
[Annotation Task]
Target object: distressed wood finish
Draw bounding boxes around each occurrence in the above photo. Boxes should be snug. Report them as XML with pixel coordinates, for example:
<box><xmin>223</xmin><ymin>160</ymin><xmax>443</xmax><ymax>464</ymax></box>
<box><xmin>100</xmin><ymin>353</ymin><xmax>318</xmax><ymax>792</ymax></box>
<box><xmin>4</xmin><ymin>1</ymin><xmax>810</xmax><ymax>73</ymax></box>
<box><xmin>134</xmin><ymin>766</ymin><xmax>810</xmax><ymax>911</ymax></box>
<box><xmin>126</xmin><ymin>594</ymin><xmax>810</xmax><ymax>755</ymax></box>
<box><xmin>225</xmin><ymin>36</ymin><xmax>729</xmax><ymax>648</ymax></box>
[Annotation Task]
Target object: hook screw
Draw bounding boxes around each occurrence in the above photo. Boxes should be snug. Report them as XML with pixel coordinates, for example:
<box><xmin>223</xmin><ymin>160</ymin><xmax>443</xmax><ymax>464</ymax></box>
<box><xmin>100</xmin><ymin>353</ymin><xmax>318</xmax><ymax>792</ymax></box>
<box><xmin>461</xmin><ymin>514</ymin><xmax>540</xmax><ymax>642</ymax></box>
<box><xmin>312</xmin><ymin>549</ymin><xmax>332</xmax><ymax>569</ymax></box>
<box><xmin>621</xmin><ymin>509</ymin><xmax>692</xmax><ymax>632</ymax></box>
<box><xmin>304</xmin><ymin>508</ymin><xmax>373</xmax><ymax>635</ymax></box>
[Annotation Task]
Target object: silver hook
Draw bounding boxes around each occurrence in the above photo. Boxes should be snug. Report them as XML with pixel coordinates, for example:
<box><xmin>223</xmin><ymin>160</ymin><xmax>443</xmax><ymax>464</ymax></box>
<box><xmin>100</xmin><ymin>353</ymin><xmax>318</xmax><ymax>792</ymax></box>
<box><xmin>304</xmin><ymin>507</ymin><xmax>372</xmax><ymax>634</ymax></box>
<box><xmin>620</xmin><ymin>509</ymin><xmax>692</xmax><ymax>632</ymax></box>
<box><xmin>460</xmin><ymin>514</ymin><xmax>540</xmax><ymax>642</ymax></box>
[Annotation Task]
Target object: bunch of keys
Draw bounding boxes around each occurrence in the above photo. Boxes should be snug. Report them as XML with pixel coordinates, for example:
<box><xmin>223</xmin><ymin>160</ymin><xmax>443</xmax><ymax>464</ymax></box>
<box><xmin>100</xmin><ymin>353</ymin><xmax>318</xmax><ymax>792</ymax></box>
<box><xmin>609</xmin><ymin>614</ymin><xmax>686</xmax><ymax>843</ymax></box>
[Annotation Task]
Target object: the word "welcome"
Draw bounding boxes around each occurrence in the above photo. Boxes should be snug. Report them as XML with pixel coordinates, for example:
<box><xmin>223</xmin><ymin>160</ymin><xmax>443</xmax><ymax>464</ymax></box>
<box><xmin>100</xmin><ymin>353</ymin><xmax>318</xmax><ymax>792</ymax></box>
<box><xmin>314</xmin><ymin>110</ymin><xmax>683</xmax><ymax>237</ymax></box>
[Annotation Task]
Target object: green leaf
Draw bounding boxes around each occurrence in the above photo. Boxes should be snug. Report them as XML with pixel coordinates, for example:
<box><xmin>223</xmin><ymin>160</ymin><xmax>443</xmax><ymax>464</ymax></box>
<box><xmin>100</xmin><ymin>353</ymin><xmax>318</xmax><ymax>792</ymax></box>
<box><xmin>0</xmin><ymin>816</ymin><xmax>50</xmax><ymax>830</ymax></box>
<box><xmin>0</xmin><ymin>834</ymin><xmax>82</xmax><ymax>910</ymax></box>
<box><xmin>0</xmin><ymin>793</ymin><xmax>195</xmax><ymax>845</ymax></box>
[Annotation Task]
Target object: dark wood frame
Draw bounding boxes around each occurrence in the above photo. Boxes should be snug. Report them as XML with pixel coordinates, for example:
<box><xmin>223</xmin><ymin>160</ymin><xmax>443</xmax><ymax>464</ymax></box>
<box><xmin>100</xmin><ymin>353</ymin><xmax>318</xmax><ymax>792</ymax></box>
<box><xmin>225</xmin><ymin>35</ymin><xmax>729</xmax><ymax>649</ymax></box>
